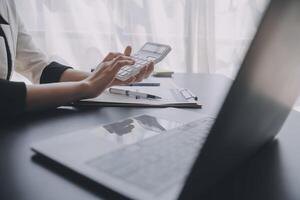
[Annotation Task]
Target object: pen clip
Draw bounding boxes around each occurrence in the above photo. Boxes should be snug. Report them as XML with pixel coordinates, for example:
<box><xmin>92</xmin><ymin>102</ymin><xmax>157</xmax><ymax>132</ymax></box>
<box><xmin>179</xmin><ymin>88</ymin><xmax>198</xmax><ymax>101</ymax></box>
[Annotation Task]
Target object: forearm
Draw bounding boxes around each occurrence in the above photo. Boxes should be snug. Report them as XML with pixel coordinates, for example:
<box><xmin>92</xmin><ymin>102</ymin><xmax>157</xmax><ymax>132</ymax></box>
<box><xmin>59</xmin><ymin>69</ymin><xmax>91</xmax><ymax>82</ymax></box>
<box><xmin>26</xmin><ymin>81</ymin><xmax>88</xmax><ymax>111</ymax></box>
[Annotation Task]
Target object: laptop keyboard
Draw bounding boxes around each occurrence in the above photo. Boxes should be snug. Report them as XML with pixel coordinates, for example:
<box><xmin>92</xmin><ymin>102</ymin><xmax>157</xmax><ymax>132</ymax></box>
<box><xmin>88</xmin><ymin>117</ymin><xmax>214</xmax><ymax>195</ymax></box>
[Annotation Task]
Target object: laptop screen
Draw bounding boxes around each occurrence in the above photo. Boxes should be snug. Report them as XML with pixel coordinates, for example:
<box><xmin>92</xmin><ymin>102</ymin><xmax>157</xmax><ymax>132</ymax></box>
<box><xmin>180</xmin><ymin>0</ymin><xmax>300</xmax><ymax>198</ymax></box>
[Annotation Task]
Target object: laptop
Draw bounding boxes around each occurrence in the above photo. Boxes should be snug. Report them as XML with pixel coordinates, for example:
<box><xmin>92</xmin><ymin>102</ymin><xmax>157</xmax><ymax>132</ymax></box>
<box><xmin>31</xmin><ymin>0</ymin><xmax>300</xmax><ymax>199</ymax></box>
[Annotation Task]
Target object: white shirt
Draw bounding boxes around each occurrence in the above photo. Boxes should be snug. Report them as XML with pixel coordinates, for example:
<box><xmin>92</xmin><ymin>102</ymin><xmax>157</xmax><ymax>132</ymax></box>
<box><xmin>0</xmin><ymin>0</ymin><xmax>49</xmax><ymax>83</ymax></box>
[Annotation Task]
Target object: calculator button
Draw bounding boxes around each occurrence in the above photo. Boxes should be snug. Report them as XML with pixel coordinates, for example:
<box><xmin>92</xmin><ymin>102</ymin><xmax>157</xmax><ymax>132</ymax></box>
<box><xmin>126</xmin><ymin>68</ymin><xmax>135</xmax><ymax>72</ymax></box>
<box><xmin>119</xmin><ymin>71</ymin><xmax>128</xmax><ymax>76</ymax></box>
<box><xmin>140</xmin><ymin>60</ymin><xmax>148</xmax><ymax>65</ymax></box>
<box><xmin>136</xmin><ymin>55</ymin><xmax>144</xmax><ymax>59</ymax></box>
<box><xmin>122</xmin><ymin>66</ymin><xmax>131</xmax><ymax>70</ymax></box>
<box><xmin>133</xmin><ymin>64</ymin><xmax>142</xmax><ymax>69</ymax></box>
<box><xmin>147</xmin><ymin>56</ymin><xmax>156</xmax><ymax>61</ymax></box>
<box><xmin>135</xmin><ymin>60</ymin><xmax>142</xmax><ymax>64</ymax></box>
<box><xmin>157</xmin><ymin>48</ymin><xmax>165</xmax><ymax>54</ymax></box>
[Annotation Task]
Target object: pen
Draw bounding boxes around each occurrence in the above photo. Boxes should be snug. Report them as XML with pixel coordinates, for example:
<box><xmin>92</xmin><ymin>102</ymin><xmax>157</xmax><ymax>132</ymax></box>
<box><xmin>127</xmin><ymin>83</ymin><xmax>160</xmax><ymax>87</ymax></box>
<box><xmin>109</xmin><ymin>88</ymin><xmax>162</xmax><ymax>99</ymax></box>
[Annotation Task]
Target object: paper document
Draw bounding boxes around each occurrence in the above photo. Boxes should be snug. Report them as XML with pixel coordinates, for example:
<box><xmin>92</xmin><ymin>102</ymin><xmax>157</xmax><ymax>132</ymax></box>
<box><xmin>74</xmin><ymin>78</ymin><xmax>201</xmax><ymax>108</ymax></box>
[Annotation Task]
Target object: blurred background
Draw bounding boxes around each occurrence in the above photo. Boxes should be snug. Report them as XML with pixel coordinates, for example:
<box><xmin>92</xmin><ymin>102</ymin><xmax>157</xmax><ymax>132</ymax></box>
<box><xmin>2</xmin><ymin>2</ymin><xmax>300</xmax><ymax>199</ymax></box>
<box><xmin>14</xmin><ymin>0</ymin><xmax>269</xmax><ymax>79</ymax></box>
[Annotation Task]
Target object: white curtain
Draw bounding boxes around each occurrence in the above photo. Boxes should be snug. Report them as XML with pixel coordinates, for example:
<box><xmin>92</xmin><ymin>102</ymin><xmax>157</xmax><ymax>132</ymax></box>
<box><xmin>14</xmin><ymin>0</ymin><xmax>268</xmax><ymax>78</ymax></box>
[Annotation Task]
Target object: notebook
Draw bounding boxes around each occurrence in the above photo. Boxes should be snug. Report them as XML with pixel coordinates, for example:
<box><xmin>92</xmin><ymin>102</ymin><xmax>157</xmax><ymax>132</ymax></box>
<box><xmin>72</xmin><ymin>78</ymin><xmax>201</xmax><ymax>108</ymax></box>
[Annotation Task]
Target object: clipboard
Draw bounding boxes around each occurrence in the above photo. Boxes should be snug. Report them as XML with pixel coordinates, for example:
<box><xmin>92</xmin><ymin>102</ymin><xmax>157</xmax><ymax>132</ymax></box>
<box><xmin>72</xmin><ymin>79</ymin><xmax>202</xmax><ymax>108</ymax></box>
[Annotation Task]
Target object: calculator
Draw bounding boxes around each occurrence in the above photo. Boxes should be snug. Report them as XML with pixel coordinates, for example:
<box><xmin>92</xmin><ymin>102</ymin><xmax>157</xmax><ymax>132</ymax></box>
<box><xmin>116</xmin><ymin>42</ymin><xmax>172</xmax><ymax>81</ymax></box>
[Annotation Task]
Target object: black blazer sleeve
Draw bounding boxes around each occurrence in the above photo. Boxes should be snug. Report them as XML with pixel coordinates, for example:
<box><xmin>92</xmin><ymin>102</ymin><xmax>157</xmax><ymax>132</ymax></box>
<box><xmin>0</xmin><ymin>79</ymin><xmax>26</xmax><ymax>118</ymax></box>
<box><xmin>40</xmin><ymin>62</ymin><xmax>73</xmax><ymax>84</ymax></box>
<box><xmin>0</xmin><ymin>62</ymin><xmax>72</xmax><ymax>118</ymax></box>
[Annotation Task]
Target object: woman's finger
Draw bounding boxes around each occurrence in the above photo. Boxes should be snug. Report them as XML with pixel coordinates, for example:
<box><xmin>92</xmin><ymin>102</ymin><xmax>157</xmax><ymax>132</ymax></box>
<box><xmin>105</xmin><ymin>55</ymin><xmax>133</xmax><ymax>71</ymax></box>
<box><xmin>102</xmin><ymin>45</ymin><xmax>132</xmax><ymax>64</ymax></box>
<box><xmin>102</xmin><ymin>52</ymin><xmax>122</xmax><ymax>62</ymax></box>
<box><xmin>111</xmin><ymin>59</ymin><xmax>135</xmax><ymax>74</ymax></box>
<box><xmin>113</xmin><ymin>76</ymin><xmax>136</xmax><ymax>86</ymax></box>
<box><xmin>124</xmin><ymin>46</ymin><xmax>132</xmax><ymax>56</ymax></box>
<box><xmin>97</xmin><ymin>55</ymin><xmax>133</xmax><ymax>74</ymax></box>
<box><xmin>111</xmin><ymin>55</ymin><xmax>133</xmax><ymax>65</ymax></box>
<box><xmin>124</xmin><ymin>76</ymin><xmax>136</xmax><ymax>85</ymax></box>
<box><xmin>144</xmin><ymin>62</ymin><xmax>154</xmax><ymax>78</ymax></box>
<box><xmin>134</xmin><ymin>66</ymin><xmax>148</xmax><ymax>82</ymax></box>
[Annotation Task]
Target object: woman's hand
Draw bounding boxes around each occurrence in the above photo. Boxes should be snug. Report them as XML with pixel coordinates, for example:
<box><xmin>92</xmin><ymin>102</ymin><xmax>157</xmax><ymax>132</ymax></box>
<box><xmin>25</xmin><ymin>46</ymin><xmax>154</xmax><ymax>112</ymax></box>
<box><xmin>102</xmin><ymin>46</ymin><xmax>154</xmax><ymax>87</ymax></box>
<box><xmin>81</xmin><ymin>46</ymin><xmax>154</xmax><ymax>99</ymax></box>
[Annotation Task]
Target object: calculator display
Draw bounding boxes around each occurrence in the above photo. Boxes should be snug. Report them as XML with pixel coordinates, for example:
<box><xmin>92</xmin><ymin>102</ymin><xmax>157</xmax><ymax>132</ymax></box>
<box><xmin>142</xmin><ymin>44</ymin><xmax>167</xmax><ymax>54</ymax></box>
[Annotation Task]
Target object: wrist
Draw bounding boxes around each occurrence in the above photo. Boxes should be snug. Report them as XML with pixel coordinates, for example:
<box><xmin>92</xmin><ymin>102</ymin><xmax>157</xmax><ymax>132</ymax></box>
<box><xmin>76</xmin><ymin>80</ymin><xmax>92</xmax><ymax>99</ymax></box>
<box><xmin>60</xmin><ymin>69</ymin><xmax>91</xmax><ymax>82</ymax></box>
